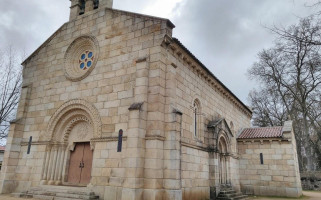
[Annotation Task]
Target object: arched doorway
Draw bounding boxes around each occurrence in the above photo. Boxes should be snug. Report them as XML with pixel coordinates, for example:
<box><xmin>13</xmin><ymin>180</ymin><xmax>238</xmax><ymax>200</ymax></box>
<box><xmin>40</xmin><ymin>99</ymin><xmax>101</xmax><ymax>186</ymax></box>
<box><xmin>218</xmin><ymin>136</ymin><xmax>230</xmax><ymax>186</ymax></box>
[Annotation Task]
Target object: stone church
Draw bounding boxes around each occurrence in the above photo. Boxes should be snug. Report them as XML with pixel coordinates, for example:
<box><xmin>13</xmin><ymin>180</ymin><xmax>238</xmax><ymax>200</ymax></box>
<box><xmin>0</xmin><ymin>0</ymin><xmax>302</xmax><ymax>199</ymax></box>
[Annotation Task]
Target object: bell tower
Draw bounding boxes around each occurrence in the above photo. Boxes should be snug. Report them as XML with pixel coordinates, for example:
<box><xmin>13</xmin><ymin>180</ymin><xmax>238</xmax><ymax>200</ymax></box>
<box><xmin>69</xmin><ymin>0</ymin><xmax>113</xmax><ymax>21</ymax></box>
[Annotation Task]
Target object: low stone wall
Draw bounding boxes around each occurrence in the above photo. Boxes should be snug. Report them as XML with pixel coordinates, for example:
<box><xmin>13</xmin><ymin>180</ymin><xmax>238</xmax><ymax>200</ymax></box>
<box><xmin>238</xmin><ymin>140</ymin><xmax>301</xmax><ymax>197</ymax></box>
<box><xmin>237</xmin><ymin>121</ymin><xmax>302</xmax><ymax>198</ymax></box>
<box><xmin>301</xmin><ymin>171</ymin><xmax>321</xmax><ymax>191</ymax></box>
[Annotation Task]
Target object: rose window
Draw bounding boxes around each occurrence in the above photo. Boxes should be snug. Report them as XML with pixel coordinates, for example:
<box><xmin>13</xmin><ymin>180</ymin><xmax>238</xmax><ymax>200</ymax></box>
<box><xmin>64</xmin><ymin>36</ymin><xmax>99</xmax><ymax>81</ymax></box>
<box><xmin>79</xmin><ymin>51</ymin><xmax>94</xmax><ymax>70</ymax></box>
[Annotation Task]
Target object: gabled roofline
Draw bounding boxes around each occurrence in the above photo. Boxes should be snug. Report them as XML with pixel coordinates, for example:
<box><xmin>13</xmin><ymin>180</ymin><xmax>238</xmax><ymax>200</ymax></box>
<box><xmin>208</xmin><ymin>118</ymin><xmax>234</xmax><ymax>137</ymax></box>
<box><xmin>163</xmin><ymin>36</ymin><xmax>252</xmax><ymax>116</ymax></box>
<box><xmin>173</xmin><ymin>38</ymin><xmax>252</xmax><ymax>115</ymax></box>
<box><xmin>21</xmin><ymin>7</ymin><xmax>175</xmax><ymax>66</ymax></box>
<box><xmin>21</xmin><ymin>23</ymin><xmax>67</xmax><ymax>66</ymax></box>
<box><xmin>109</xmin><ymin>8</ymin><xmax>175</xmax><ymax>29</ymax></box>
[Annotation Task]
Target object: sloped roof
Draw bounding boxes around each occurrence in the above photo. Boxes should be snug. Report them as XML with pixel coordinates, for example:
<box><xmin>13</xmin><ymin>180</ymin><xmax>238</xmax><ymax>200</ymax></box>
<box><xmin>111</xmin><ymin>8</ymin><xmax>175</xmax><ymax>28</ymax></box>
<box><xmin>208</xmin><ymin>118</ymin><xmax>234</xmax><ymax>138</ymax></box>
<box><xmin>172</xmin><ymin>38</ymin><xmax>252</xmax><ymax>115</ymax></box>
<box><xmin>20</xmin><ymin>7</ymin><xmax>251</xmax><ymax>116</ymax></box>
<box><xmin>238</xmin><ymin>126</ymin><xmax>283</xmax><ymax>139</ymax></box>
<box><xmin>22</xmin><ymin>23</ymin><xmax>67</xmax><ymax>65</ymax></box>
<box><xmin>22</xmin><ymin>8</ymin><xmax>174</xmax><ymax>66</ymax></box>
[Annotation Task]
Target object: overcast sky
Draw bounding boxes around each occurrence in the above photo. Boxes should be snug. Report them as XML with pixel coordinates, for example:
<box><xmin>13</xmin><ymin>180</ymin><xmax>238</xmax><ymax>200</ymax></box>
<box><xmin>0</xmin><ymin>0</ymin><xmax>319</xmax><ymax>104</ymax></box>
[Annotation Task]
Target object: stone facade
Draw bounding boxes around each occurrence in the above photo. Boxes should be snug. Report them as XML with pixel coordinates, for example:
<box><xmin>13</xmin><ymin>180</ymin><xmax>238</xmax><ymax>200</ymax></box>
<box><xmin>238</xmin><ymin>121</ymin><xmax>302</xmax><ymax>197</ymax></box>
<box><xmin>0</xmin><ymin>1</ymin><xmax>302</xmax><ymax>200</ymax></box>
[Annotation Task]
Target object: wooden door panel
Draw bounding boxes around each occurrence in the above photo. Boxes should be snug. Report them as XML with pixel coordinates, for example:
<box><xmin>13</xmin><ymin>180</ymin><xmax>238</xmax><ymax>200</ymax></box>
<box><xmin>80</xmin><ymin>143</ymin><xmax>93</xmax><ymax>184</ymax></box>
<box><xmin>67</xmin><ymin>143</ymin><xmax>84</xmax><ymax>184</ymax></box>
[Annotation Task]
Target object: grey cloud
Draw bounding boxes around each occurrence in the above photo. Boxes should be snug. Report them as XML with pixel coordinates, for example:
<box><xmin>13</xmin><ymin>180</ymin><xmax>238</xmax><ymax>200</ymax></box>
<box><xmin>170</xmin><ymin>0</ymin><xmax>316</xmax><ymax>103</ymax></box>
<box><xmin>0</xmin><ymin>0</ymin><xmax>317</xmax><ymax>104</ymax></box>
<box><xmin>0</xmin><ymin>0</ymin><xmax>69</xmax><ymax>53</ymax></box>
<box><xmin>114</xmin><ymin>0</ymin><xmax>153</xmax><ymax>12</ymax></box>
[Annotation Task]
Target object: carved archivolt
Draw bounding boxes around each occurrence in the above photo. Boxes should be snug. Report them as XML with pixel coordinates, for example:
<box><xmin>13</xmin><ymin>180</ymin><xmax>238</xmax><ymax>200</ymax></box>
<box><xmin>67</xmin><ymin>120</ymin><xmax>93</xmax><ymax>144</ymax></box>
<box><xmin>208</xmin><ymin>118</ymin><xmax>233</xmax><ymax>153</ymax></box>
<box><xmin>218</xmin><ymin>132</ymin><xmax>230</xmax><ymax>153</ymax></box>
<box><xmin>64</xmin><ymin>35</ymin><xmax>100</xmax><ymax>81</ymax></box>
<box><xmin>45</xmin><ymin>99</ymin><xmax>102</xmax><ymax>142</ymax></box>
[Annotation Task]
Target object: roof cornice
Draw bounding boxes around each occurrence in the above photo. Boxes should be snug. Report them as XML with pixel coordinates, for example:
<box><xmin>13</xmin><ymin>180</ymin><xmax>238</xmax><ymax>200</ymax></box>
<box><xmin>22</xmin><ymin>7</ymin><xmax>175</xmax><ymax>66</ymax></box>
<box><xmin>22</xmin><ymin>23</ymin><xmax>67</xmax><ymax>66</ymax></box>
<box><xmin>162</xmin><ymin>35</ymin><xmax>252</xmax><ymax>118</ymax></box>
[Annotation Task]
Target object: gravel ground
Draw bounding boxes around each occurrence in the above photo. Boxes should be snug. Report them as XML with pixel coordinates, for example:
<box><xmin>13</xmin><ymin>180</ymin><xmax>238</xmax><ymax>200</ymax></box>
<box><xmin>248</xmin><ymin>191</ymin><xmax>321</xmax><ymax>200</ymax></box>
<box><xmin>0</xmin><ymin>191</ymin><xmax>320</xmax><ymax>200</ymax></box>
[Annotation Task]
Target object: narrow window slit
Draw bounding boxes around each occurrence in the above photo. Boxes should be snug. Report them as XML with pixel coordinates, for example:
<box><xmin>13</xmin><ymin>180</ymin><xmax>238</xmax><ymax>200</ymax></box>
<box><xmin>79</xmin><ymin>0</ymin><xmax>85</xmax><ymax>15</ymax></box>
<box><xmin>260</xmin><ymin>153</ymin><xmax>264</xmax><ymax>164</ymax></box>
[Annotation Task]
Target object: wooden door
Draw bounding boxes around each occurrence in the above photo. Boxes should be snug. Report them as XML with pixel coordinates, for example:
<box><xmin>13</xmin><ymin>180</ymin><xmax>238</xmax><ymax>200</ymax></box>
<box><xmin>68</xmin><ymin>143</ymin><xmax>83</xmax><ymax>184</ymax></box>
<box><xmin>80</xmin><ymin>143</ymin><xmax>93</xmax><ymax>184</ymax></box>
<box><xmin>67</xmin><ymin>142</ymin><xmax>93</xmax><ymax>184</ymax></box>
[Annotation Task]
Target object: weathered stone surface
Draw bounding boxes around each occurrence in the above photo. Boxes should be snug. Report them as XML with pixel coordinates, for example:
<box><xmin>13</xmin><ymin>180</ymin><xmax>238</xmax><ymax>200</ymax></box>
<box><xmin>237</xmin><ymin>121</ymin><xmax>302</xmax><ymax>197</ymax></box>
<box><xmin>0</xmin><ymin>1</ymin><xmax>302</xmax><ymax>200</ymax></box>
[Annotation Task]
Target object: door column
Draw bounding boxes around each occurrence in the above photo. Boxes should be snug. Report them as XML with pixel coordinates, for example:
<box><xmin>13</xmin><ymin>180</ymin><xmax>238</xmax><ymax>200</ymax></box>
<box><xmin>48</xmin><ymin>146</ymin><xmax>58</xmax><ymax>185</ymax></box>
<box><xmin>55</xmin><ymin>145</ymin><xmax>66</xmax><ymax>185</ymax></box>
<box><xmin>40</xmin><ymin>145</ymin><xmax>52</xmax><ymax>185</ymax></box>
<box><xmin>41</xmin><ymin>144</ymin><xmax>67</xmax><ymax>185</ymax></box>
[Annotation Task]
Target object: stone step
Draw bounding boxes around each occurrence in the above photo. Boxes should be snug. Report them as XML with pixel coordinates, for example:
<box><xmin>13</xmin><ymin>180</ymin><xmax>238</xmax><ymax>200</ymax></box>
<box><xmin>217</xmin><ymin>187</ymin><xmax>248</xmax><ymax>200</ymax></box>
<box><xmin>22</xmin><ymin>185</ymin><xmax>99</xmax><ymax>200</ymax></box>
<box><xmin>218</xmin><ymin>192</ymin><xmax>243</xmax><ymax>197</ymax></box>
<box><xmin>219</xmin><ymin>190</ymin><xmax>237</xmax><ymax>195</ymax></box>
<box><xmin>217</xmin><ymin>196</ymin><xmax>248</xmax><ymax>200</ymax></box>
<box><xmin>33</xmin><ymin>194</ymin><xmax>99</xmax><ymax>200</ymax></box>
<box><xmin>11</xmin><ymin>193</ymin><xmax>33</xmax><ymax>199</ymax></box>
<box><xmin>31</xmin><ymin>192</ymin><xmax>98</xmax><ymax>199</ymax></box>
<box><xmin>33</xmin><ymin>194</ymin><xmax>54</xmax><ymax>200</ymax></box>
<box><xmin>29</xmin><ymin>189</ymin><xmax>95</xmax><ymax>197</ymax></box>
<box><xmin>30</xmin><ymin>186</ymin><xmax>93</xmax><ymax>193</ymax></box>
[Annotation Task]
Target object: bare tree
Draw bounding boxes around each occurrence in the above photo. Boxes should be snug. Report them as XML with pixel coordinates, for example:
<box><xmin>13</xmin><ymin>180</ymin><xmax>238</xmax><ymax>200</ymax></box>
<box><xmin>248</xmin><ymin>17</ymin><xmax>321</xmax><ymax>171</ymax></box>
<box><xmin>248</xmin><ymin>88</ymin><xmax>287</xmax><ymax>127</ymax></box>
<box><xmin>0</xmin><ymin>48</ymin><xmax>23</xmax><ymax>139</ymax></box>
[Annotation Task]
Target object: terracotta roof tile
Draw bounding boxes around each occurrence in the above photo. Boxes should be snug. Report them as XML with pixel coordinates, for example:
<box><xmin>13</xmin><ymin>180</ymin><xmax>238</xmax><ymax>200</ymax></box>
<box><xmin>238</xmin><ymin>127</ymin><xmax>283</xmax><ymax>139</ymax></box>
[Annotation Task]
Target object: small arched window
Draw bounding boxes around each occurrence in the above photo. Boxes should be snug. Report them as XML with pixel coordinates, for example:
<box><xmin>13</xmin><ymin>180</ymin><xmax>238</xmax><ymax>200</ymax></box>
<box><xmin>193</xmin><ymin>99</ymin><xmax>201</xmax><ymax>138</ymax></box>
<box><xmin>79</xmin><ymin>0</ymin><xmax>85</xmax><ymax>15</ymax></box>
<box><xmin>93</xmin><ymin>0</ymin><xmax>99</xmax><ymax>9</ymax></box>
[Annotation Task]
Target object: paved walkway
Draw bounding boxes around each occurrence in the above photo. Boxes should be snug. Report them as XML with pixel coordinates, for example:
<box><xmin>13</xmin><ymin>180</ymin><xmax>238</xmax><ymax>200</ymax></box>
<box><xmin>302</xmin><ymin>191</ymin><xmax>321</xmax><ymax>199</ymax></box>
<box><xmin>248</xmin><ymin>191</ymin><xmax>321</xmax><ymax>200</ymax></box>
<box><xmin>0</xmin><ymin>191</ymin><xmax>320</xmax><ymax>200</ymax></box>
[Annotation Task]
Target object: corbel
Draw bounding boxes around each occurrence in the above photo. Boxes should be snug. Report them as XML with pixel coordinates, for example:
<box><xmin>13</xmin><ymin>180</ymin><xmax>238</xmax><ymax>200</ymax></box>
<box><xmin>90</xmin><ymin>141</ymin><xmax>96</xmax><ymax>150</ymax></box>
<box><xmin>128</xmin><ymin>102</ymin><xmax>144</xmax><ymax>111</ymax></box>
<box><xmin>171</xmin><ymin>63</ymin><xmax>178</xmax><ymax>69</ymax></box>
<box><xmin>136</xmin><ymin>56</ymin><xmax>148</xmax><ymax>63</ymax></box>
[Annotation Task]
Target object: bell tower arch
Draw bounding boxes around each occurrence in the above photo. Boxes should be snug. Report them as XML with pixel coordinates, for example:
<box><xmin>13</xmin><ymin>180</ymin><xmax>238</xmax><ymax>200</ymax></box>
<box><xmin>69</xmin><ymin>0</ymin><xmax>113</xmax><ymax>20</ymax></box>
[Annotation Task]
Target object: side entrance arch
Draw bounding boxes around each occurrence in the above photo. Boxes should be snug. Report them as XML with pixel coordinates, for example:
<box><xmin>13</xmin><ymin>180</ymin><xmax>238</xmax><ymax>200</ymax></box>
<box><xmin>218</xmin><ymin>136</ymin><xmax>230</xmax><ymax>185</ymax></box>
<box><xmin>208</xmin><ymin>118</ymin><xmax>234</xmax><ymax>194</ymax></box>
<box><xmin>40</xmin><ymin>99</ymin><xmax>101</xmax><ymax>186</ymax></box>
